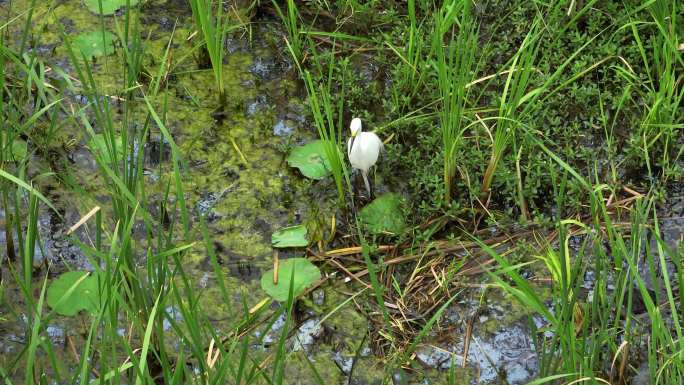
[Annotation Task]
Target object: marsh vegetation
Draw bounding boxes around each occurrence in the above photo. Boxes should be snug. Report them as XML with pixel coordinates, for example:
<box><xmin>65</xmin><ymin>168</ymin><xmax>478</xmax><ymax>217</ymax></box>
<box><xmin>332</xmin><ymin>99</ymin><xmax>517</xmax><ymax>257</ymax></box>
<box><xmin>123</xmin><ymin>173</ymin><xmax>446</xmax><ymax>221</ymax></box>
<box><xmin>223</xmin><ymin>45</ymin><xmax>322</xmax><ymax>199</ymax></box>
<box><xmin>0</xmin><ymin>0</ymin><xmax>682</xmax><ymax>384</ymax></box>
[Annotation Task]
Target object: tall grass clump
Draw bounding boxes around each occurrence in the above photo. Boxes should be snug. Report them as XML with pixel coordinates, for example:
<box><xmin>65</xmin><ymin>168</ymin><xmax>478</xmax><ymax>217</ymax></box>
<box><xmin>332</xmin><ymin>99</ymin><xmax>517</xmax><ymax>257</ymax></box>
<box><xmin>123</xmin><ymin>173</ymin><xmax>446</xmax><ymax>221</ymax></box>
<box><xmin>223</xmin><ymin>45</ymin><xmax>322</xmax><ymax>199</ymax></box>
<box><xmin>432</xmin><ymin>0</ymin><xmax>477</xmax><ymax>205</ymax></box>
<box><xmin>301</xmin><ymin>57</ymin><xmax>350</xmax><ymax>204</ymax></box>
<box><xmin>271</xmin><ymin>0</ymin><xmax>304</xmax><ymax>66</ymax></box>
<box><xmin>274</xmin><ymin>0</ymin><xmax>351</xmax><ymax>204</ymax></box>
<box><xmin>0</xmin><ymin>32</ymin><xmax>62</xmax><ymax>283</ymax></box>
<box><xmin>0</xmin><ymin>7</ymin><xmax>308</xmax><ymax>384</ymax></box>
<box><xmin>479</xmin><ymin>2</ymin><xmax>609</xmax><ymax>203</ymax></box>
<box><xmin>387</xmin><ymin>0</ymin><xmax>429</xmax><ymax>114</ymax></box>
<box><xmin>480</xmin><ymin>140</ymin><xmax>684</xmax><ymax>384</ymax></box>
<box><xmin>481</xmin><ymin>19</ymin><xmax>540</xmax><ymax>195</ymax></box>
<box><xmin>618</xmin><ymin>1</ymin><xmax>684</xmax><ymax>180</ymax></box>
<box><xmin>59</xmin><ymin>15</ymin><xmax>185</xmax><ymax>381</ymax></box>
<box><xmin>188</xmin><ymin>0</ymin><xmax>235</xmax><ymax>105</ymax></box>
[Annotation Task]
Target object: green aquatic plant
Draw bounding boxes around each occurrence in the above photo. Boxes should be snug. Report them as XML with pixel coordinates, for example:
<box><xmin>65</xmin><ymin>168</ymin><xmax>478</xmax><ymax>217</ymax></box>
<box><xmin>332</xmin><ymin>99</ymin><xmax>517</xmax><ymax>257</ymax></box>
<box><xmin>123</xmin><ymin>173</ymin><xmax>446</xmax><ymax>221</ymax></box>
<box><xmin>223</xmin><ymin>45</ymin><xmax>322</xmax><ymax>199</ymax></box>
<box><xmin>88</xmin><ymin>133</ymin><xmax>124</xmax><ymax>165</ymax></box>
<box><xmin>3</xmin><ymin>0</ymin><xmax>684</xmax><ymax>383</ymax></box>
<box><xmin>432</xmin><ymin>0</ymin><xmax>477</xmax><ymax>205</ymax></box>
<box><xmin>481</xmin><ymin>18</ymin><xmax>541</xmax><ymax>195</ymax></box>
<box><xmin>387</xmin><ymin>0</ymin><xmax>429</xmax><ymax>114</ymax></box>
<box><xmin>72</xmin><ymin>31</ymin><xmax>117</xmax><ymax>59</ymax></box>
<box><xmin>4</xmin><ymin>3</ymin><xmax>325</xmax><ymax>385</ymax></box>
<box><xmin>260</xmin><ymin>258</ymin><xmax>321</xmax><ymax>302</ymax></box>
<box><xmin>358</xmin><ymin>193</ymin><xmax>406</xmax><ymax>235</ymax></box>
<box><xmin>619</xmin><ymin>2</ymin><xmax>684</xmax><ymax>180</ymax></box>
<box><xmin>283</xmin><ymin>22</ymin><xmax>351</xmax><ymax>203</ymax></box>
<box><xmin>303</xmin><ymin>68</ymin><xmax>350</xmax><ymax>203</ymax></box>
<box><xmin>271</xmin><ymin>225</ymin><xmax>309</xmax><ymax>248</ymax></box>
<box><xmin>3</xmin><ymin>140</ymin><xmax>28</xmax><ymax>161</ymax></box>
<box><xmin>481</xmin><ymin>136</ymin><xmax>684</xmax><ymax>384</ymax></box>
<box><xmin>46</xmin><ymin>271</ymin><xmax>101</xmax><ymax>316</ymax></box>
<box><xmin>271</xmin><ymin>0</ymin><xmax>304</xmax><ymax>65</ymax></box>
<box><xmin>286</xmin><ymin>140</ymin><xmax>332</xmax><ymax>180</ymax></box>
<box><xmin>84</xmin><ymin>0</ymin><xmax>140</xmax><ymax>15</ymax></box>
<box><xmin>188</xmin><ymin>0</ymin><xmax>239</xmax><ymax>105</ymax></box>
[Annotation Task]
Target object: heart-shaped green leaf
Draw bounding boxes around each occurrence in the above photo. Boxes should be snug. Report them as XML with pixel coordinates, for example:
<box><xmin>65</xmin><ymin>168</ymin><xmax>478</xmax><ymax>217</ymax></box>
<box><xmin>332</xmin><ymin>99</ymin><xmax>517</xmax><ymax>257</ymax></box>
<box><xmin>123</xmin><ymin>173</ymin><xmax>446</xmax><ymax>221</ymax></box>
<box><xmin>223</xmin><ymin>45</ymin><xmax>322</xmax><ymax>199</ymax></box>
<box><xmin>83</xmin><ymin>0</ymin><xmax>140</xmax><ymax>15</ymax></box>
<box><xmin>286</xmin><ymin>140</ymin><xmax>331</xmax><ymax>180</ymax></box>
<box><xmin>260</xmin><ymin>258</ymin><xmax>321</xmax><ymax>302</ymax></box>
<box><xmin>72</xmin><ymin>31</ymin><xmax>117</xmax><ymax>59</ymax></box>
<box><xmin>47</xmin><ymin>271</ymin><xmax>100</xmax><ymax>316</ymax></box>
<box><xmin>272</xmin><ymin>225</ymin><xmax>308</xmax><ymax>248</ymax></box>
<box><xmin>359</xmin><ymin>193</ymin><xmax>406</xmax><ymax>235</ymax></box>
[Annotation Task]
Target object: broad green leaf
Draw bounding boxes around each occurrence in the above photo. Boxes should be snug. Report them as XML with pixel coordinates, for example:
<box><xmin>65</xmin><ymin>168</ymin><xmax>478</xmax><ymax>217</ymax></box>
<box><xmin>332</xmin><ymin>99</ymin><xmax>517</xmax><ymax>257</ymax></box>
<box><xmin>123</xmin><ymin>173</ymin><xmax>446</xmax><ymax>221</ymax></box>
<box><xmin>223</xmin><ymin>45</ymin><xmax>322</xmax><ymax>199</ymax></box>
<box><xmin>88</xmin><ymin>133</ymin><xmax>124</xmax><ymax>164</ymax></box>
<box><xmin>83</xmin><ymin>0</ymin><xmax>140</xmax><ymax>15</ymax></box>
<box><xmin>72</xmin><ymin>31</ymin><xmax>117</xmax><ymax>59</ymax></box>
<box><xmin>272</xmin><ymin>225</ymin><xmax>308</xmax><ymax>248</ymax></box>
<box><xmin>260</xmin><ymin>258</ymin><xmax>321</xmax><ymax>302</ymax></box>
<box><xmin>286</xmin><ymin>140</ymin><xmax>331</xmax><ymax>180</ymax></box>
<box><xmin>46</xmin><ymin>271</ymin><xmax>100</xmax><ymax>316</ymax></box>
<box><xmin>359</xmin><ymin>193</ymin><xmax>406</xmax><ymax>235</ymax></box>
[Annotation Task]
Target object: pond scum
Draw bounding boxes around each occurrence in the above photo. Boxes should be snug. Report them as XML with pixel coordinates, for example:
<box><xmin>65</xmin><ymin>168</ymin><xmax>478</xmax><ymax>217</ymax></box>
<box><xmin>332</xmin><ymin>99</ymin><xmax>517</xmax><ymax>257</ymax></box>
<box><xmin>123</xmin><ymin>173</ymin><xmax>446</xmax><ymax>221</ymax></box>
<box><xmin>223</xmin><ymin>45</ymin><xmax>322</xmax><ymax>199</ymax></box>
<box><xmin>0</xmin><ymin>0</ymin><xmax>682</xmax><ymax>384</ymax></box>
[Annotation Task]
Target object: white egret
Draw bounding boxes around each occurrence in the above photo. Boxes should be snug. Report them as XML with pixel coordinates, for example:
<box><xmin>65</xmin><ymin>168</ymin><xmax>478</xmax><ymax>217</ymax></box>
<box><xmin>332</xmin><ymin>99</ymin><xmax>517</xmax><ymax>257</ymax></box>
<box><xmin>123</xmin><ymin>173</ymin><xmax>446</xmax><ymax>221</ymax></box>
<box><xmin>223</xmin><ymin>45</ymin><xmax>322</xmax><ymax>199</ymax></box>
<box><xmin>347</xmin><ymin>118</ymin><xmax>383</xmax><ymax>196</ymax></box>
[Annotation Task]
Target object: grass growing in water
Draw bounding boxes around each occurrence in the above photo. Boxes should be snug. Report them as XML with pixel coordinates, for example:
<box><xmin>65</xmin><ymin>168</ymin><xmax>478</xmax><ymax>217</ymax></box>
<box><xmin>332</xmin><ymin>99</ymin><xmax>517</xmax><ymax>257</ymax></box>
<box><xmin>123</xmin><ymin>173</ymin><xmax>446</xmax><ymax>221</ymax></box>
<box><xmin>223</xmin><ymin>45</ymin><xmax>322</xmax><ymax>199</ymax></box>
<box><xmin>619</xmin><ymin>2</ymin><xmax>684</xmax><ymax>179</ymax></box>
<box><xmin>1</xmin><ymin>0</ymin><xmax>683</xmax><ymax>384</ymax></box>
<box><xmin>480</xmin><ymin>18</ymin><xmax>540</xmax><ymax>196</ymax></box>
<box><xmin>0</xmin><ymin>3</ymin><xmax>301</xmax><ymax>384</ymax></box>
<box><xmin>188</xmin><ymin>0</ymin><xmax>240</xmax><ymax>106</ymax></box>
<box><xmin>479</xmin><ymin>140</ymin><xmax>684</xmax><ymax>383</ymax></box>
<box><xmin>433</xmin><ymin>0</ymin><xmax>477</xmax><ymax>205</ymax></box>
<box><xmin>270</xmin><ymin>0</ymin><xmax>305</xmax><ymax>66</ymax></box>
<box><xmin>288</xmin><ymin>34</ymin><xmax>352</xmax><ymax>204</ymax></box>
<box><xmin>302</xmin><ymin>68</ymin><xmax>350</xmax><ymax>204</ymax></box>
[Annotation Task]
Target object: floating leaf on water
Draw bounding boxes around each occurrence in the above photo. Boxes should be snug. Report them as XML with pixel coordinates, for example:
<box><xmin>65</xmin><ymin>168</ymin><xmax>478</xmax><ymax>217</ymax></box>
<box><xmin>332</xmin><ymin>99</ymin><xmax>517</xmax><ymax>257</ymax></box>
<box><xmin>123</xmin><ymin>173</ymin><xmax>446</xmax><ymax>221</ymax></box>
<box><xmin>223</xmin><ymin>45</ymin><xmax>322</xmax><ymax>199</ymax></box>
<box><xmin>47</xmin><ymin>271</ymin><xmax>100</xmax><ymax>316</ymax></box>
<box><xmin>286</xmin><ymin>140</ymin><xmax>332</xmax><ymax>180</ymax></box>
<box><xmin>359</xmin><ymin>193</ymin><xmax>406</xmax><ymax>235</ymax></box>
<box><xmin>272</xmin><ymin>225</ymin><xmax>308</xmax><ymax>248</ymax></box>
<box><xmin>83</xmin><ymin>0</ymin><xmax>140</xmax><ymax>15</ymax></box>
<box><xmin>260</xmin><ymin>258</ymin><xmax>321</xmax><ymax>302</ymax></box>
<box><xmin>88</xmin><ymin>133</ymin><xmax>124</xmax><ymax>164</ymax></box>
<box><xmin>72</xmin><ymin>31</ymin><xmax>117</xmax><ymax>59</ymax></box>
